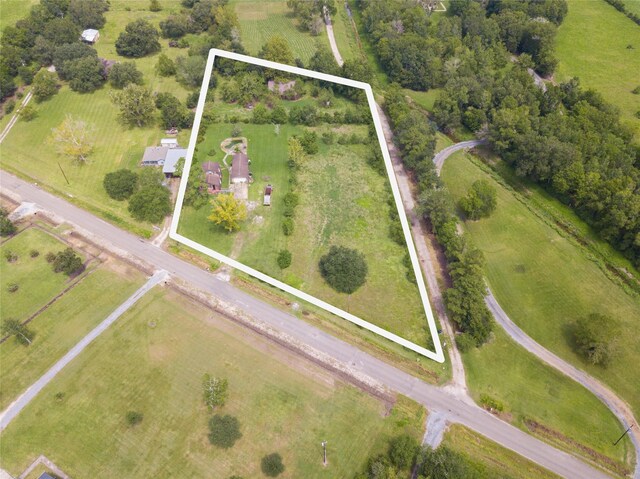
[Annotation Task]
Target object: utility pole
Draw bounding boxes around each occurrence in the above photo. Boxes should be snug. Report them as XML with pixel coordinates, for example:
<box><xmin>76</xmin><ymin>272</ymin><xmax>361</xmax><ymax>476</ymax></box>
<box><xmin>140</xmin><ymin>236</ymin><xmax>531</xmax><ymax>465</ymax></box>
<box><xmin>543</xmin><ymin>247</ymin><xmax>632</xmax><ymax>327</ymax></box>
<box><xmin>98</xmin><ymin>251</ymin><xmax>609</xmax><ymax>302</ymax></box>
<box><xmin>321</xmin><ymin>440</ymin><xmax>327</xmax><ymax>466</ymax></box>
<box><xmin>613</xmin><ymin>424</ymin><xmax>634</xmax><ymax>446</ymax></box>
<box><xmin>57</xmin><ymin>162</ymin><xmax>70</xmax><ymax>185</ymax></box>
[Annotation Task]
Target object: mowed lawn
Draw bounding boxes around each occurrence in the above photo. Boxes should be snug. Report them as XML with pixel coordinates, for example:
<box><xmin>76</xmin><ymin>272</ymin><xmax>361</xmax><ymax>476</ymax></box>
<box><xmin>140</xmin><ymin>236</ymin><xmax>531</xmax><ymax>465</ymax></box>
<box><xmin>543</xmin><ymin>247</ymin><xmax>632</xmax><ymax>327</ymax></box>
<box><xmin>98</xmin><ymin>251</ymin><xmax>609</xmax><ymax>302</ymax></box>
<box><xmin>0</xmin><ymin>228</ymin><xmax>80</xmax><ymax>320</ymax></box>
<box><xmin>331</xmin><ymin>2</ymin><xmax>361</xmax><ymax>62</ymax></box>
<box><xmin>441</xmin><ymin>154</ymin><xmax>638</xmax><ymax>458</ymax></box>
<box><xmin>0</xmin><ymin>0</ymin><xmax>38</xmax><ymax>31</ymax></box>
<box><xmin>442</xmin><ymin>425</ymin><xmax>561</xmax><ymax>479</ymax></box>
<box><xmin>0</xmin><ymin>264</ymin><xmax>145</xmax><ymax>410</ymax></box>
<box><xmin>231</xmin><ymin>0</ymin><xmax>322</xmax><ymax>63</ymax></box>
<box><xmin>0</xmin><ymin>288</ymin><xmax>424</xmax><ymax>478</ymax></box>
<box><xmin>555</xmin><ymin>0</ymin><xmax>640</xmax><ymax>137</ymax></box>
<box><xmin>0</xmin><ymin>0</ymin><xmax>193</xmax><ymax>236</ymax></box>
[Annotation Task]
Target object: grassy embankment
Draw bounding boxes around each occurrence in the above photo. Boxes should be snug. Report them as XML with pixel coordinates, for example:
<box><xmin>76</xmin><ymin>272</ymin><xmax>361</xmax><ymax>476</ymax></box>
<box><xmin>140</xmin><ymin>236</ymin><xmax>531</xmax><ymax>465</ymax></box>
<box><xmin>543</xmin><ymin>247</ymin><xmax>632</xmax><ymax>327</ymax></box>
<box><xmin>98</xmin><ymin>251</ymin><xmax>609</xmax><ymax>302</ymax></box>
<box><xmin>555</xmin><ymin>0</ymin><xmax>640</xmax><ymax>139</ymax></box>
<box><xmin>0</xmin><ymin>287</ymin><xmax>425</xmax><ymax>478</ymax></box>
<box><xmin>0</xmin><ymin>0</ymin><xmax>194</xmax><ymax>237</ymax></box>
<box><xmin>442</xmin><ymin>150</ymin><xmax>637</xmax><ymax>474</ymax></box>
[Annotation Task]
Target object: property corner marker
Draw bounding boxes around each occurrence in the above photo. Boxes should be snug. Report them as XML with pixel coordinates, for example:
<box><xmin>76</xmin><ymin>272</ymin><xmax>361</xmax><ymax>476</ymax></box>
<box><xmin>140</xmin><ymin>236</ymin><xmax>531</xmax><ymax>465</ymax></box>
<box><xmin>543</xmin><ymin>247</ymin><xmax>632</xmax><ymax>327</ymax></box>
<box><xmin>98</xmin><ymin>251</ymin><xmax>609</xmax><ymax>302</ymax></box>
<box><xmin>169</xmin><ymin>48</ymin><xmax>446</xmax><ymax>363</ymax></box>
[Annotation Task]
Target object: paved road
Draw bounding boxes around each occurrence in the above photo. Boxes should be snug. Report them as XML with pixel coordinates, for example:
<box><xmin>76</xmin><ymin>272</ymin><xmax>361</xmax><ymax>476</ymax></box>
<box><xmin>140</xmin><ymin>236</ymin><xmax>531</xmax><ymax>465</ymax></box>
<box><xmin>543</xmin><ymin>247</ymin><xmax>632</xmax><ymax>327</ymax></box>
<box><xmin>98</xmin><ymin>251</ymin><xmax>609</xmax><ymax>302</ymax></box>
<box><xmin>324</xmin><ymin>6</ymin><xmax>344</xmax><ymax>67</ymax></box>
<box><xmin>0</xmin><ymin>172</ymin><xmax>614</xmax><ymax>479</ymax></box>
<box><xmin>0</xmin><ymin>270</ymin><xmax>167</xmax><ymax>431</ymax></box>
<box><xmin>433</xmin><ymin>139</ymin><xmax>487</xmax><ymax>173</ymax></box>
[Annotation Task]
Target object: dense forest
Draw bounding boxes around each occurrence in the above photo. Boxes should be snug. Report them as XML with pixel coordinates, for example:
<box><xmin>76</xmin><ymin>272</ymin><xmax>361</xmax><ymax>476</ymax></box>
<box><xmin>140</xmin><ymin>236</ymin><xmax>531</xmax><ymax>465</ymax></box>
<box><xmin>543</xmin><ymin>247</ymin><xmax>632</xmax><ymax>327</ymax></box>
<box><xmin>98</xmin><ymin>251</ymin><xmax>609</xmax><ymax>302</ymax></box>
<box><xmin>359</xmin><ymin>0</ymin><xmax>640</xmax><ymax>268</ymax></box>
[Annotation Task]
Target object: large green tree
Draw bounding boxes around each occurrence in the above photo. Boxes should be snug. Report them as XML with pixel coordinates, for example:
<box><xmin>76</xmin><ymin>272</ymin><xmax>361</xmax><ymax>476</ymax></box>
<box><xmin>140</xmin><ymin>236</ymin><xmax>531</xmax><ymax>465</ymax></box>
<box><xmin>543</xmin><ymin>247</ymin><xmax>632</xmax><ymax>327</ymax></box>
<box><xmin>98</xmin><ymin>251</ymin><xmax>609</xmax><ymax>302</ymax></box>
<box><xmin>32</xmin><ymin>69</ymin><xmax>59</xmax><ymax>102</ymax></box>
<box><xmin>66</xmin><ymin>56</ymin><xmax>105</xmax><ymax>93</ymax></box>
<box><xmin>111</xmin><ymin>84</ymin><xmax>155</xmax><ymax>127</ymax></box>
<box><xmin>318</xmin><ymin>246</ymin><xmax>368</xmax><ymax>294</ymax></box>
<box><xmin>258</xmin><ymin>35</ymin><xmax>294</xmax><ymax>65</ymax></box>
<box><xmin>574</xmin><ymin>314</ymin><xmax>619</xmax><ymax>366</ymax></box>
<box><xmin>68</xmin><ymin>0</ymin><xmax>109</xmax><ymax>29</ymax></box>
<box><xmin>103</xmin><ymin>169</ymin><xmax>138</xmax><ymax>200</ymax></box>
<box><xmin>115</xmin><ymin>19</ymin><xmax>161</xmax><ymax>58</ymax></box>
<box><xmin>128</xmin><ymin>184</ymin><xmax>172</xmax><ymax>223</ymax></box>
<box><xmin>108</xmin><ymin>62</ymin><xmax>143</xmax><ymax>89</ymax></box>
<box><xmin>1</xmin><ymin>319</ymin><xmax>34</xmax><ymax>346</ymax></box>
<box><xmin>208</xmin><ymin>415</ymin><xmax>242</xmax><ymax>449</ymax></box>
<box><xmin>459</xmin><ymin>180</ymin><xmax>497</xmax><ymax>220</ymax></box>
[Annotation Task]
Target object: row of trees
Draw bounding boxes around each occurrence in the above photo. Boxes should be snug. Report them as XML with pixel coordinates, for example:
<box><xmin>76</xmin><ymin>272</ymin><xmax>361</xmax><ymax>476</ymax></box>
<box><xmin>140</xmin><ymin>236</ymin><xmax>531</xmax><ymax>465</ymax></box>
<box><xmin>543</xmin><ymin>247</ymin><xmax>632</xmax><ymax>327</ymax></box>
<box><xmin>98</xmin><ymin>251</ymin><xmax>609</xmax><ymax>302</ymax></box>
<box><xmin>384</xmin><ymin>86</ymin><xmax>493</xmax><ymax>347</ymax></box>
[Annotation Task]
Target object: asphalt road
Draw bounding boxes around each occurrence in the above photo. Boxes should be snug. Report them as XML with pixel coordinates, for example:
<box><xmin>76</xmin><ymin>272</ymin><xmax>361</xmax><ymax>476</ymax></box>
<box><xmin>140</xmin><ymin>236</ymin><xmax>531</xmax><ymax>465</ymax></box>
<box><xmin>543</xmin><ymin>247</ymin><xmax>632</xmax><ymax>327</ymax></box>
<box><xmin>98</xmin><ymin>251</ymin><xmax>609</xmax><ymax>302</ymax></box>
<box><xmin>0</xmin><ymin>171</ymin><xmax>614</xmax><ymax>479</ymax></box>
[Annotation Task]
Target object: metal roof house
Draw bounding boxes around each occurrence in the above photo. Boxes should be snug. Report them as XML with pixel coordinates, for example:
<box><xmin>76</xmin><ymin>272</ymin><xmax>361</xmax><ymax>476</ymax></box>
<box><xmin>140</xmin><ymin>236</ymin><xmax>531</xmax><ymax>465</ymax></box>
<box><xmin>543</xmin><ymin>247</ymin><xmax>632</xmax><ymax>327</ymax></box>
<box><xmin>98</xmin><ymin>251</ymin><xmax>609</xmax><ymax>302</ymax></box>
<box><xmin>141</xmin><ymin>145</ymin><xmax>187</xmax><ymax>177</ymax></box>
<box><xmin>230</xmin><ymin>151</ymin><xmax>249</xmax><ymax>184</ymax></box>
<box><xmin>81</xmin><ymin>29</ymin><xmax>100</xmax><ymax>44</ymax></box>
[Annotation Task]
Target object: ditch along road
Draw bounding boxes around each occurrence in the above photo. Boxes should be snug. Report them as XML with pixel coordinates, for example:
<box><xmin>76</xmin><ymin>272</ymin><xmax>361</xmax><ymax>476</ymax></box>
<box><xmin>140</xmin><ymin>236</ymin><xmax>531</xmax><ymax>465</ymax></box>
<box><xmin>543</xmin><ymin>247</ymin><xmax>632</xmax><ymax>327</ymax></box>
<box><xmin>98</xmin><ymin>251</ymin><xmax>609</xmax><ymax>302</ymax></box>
<box><xmin>0</xmin><ymin>170</ymin><xmax>614</xmax><ymax>479</ymax></box>
<box><xmin>323</xmin><ymin>11</ymin><xmax>638</xmax><ymax>476</ymax></box>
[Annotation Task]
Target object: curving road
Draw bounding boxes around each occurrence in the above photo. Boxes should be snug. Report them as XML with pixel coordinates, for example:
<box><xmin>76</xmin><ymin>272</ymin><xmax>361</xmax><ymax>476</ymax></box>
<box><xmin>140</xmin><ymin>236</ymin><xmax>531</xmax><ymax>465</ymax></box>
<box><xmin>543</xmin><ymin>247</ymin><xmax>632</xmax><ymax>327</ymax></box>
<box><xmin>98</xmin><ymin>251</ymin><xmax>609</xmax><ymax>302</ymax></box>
<box><xmin>436</xmin><ymin>144</ymin><xmax>640</xmax><ymax>479</ymax></box>
<box><xmin>0</xmin><ymin>170</ymin><xmax>615</xmax><ymax>479</ymax></box>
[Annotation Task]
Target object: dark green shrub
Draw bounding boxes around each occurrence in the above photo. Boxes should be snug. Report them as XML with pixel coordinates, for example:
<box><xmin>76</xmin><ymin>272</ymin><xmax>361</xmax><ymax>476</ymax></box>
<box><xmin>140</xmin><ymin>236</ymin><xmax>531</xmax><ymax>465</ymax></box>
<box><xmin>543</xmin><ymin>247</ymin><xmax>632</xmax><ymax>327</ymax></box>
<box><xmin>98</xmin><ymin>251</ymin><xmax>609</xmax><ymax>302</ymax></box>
<box><xmin>277</xmin><ymin>249</ymin><xmax>292</xmax><ymax>269</ymax></box>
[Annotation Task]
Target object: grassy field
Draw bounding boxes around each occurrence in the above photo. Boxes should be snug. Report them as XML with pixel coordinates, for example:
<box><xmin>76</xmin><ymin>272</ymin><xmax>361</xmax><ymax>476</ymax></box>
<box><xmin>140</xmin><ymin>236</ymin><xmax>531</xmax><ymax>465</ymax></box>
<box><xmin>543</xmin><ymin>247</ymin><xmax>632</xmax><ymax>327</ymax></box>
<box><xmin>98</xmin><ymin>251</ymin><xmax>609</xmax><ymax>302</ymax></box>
<box><xmin>230</xmin><ymin>0</ymin><xmax>322</xmax><ymax>64</ymax></box>
<box><xmin>442</xmin><ymin>425</ymin><xmax>561</xmax><ymax>479</ymax></box>
<box><xmin>555</xmin><ymin>0</ymin><xmax>640</xmax><ymax>138</ymax></box>
<box><xmin>330</xmin><ymin>2</ymin><xmax>361</xmax><ymax>62</ymax></box>
<box><xmin>0</xmin><ymin>263</ymin><xmax>145</xmax><ymax>410</ymax></box>
<box><xmin>0</xmin><ymin>0</ymin><xmax>193</xmax><ymax>236</ymax></box>
<box><xmin>0</xmin><ymin>228</ymin><xmax>81</xmax><ymax>320</ymax></box>
<box><xmin>441</xmin><ymin>152</ymin><xmax>638</xmax><ymax>470</ymax></box>
<box><xmin>0</xmin><ymin>287</ymin><xmax>425</xmax><ymax>478</ymax></box>
<box><xmin>0</xmin><ymin>0</ymin><xmax>38</xmax><ymax>31</ymax></box>
<box><xmin>178</xmin><ymin>114</ymin><xmax>432</xmax><ymax>348</ymax></box>
<box><xmin>625</xmin><ymin>0</ymin><xmax>640</xmax><ymax>16</ymax></box>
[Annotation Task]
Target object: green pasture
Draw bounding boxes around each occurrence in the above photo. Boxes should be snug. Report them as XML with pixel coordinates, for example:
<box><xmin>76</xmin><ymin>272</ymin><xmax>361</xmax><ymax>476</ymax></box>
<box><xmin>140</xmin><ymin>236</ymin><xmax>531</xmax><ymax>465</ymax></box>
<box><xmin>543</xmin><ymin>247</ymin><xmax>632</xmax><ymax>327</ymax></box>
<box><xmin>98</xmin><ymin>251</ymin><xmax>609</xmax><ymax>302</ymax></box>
<box><xmin>0</xmin><ymin>0</ymin><xmax>38</xmax><ymax>32</ymax></box>
<box><xmin>230</xmin><ymin>0</ymin><xmax>322</xmax><ymax>64</ymax></box>
<box><xmin>0</xmin><ymin>288</ymin><xmax>424</xmax><ymax>478</ymax></box>
<box><xmin>555</xmin><ymin>0</ymin><xmax>640</xmax><ymax>138</ymax></box>
<box><xmin>0</xmin><ymin>265</ymin><xmax>145</xmax><ymax>410</ymax></box>
<box><xmin>0</xmin><ymin>228</ymin><xmax>80</xmax><ymax>320</ymax></box>
<box><xmin>441</xmin><ymin>151</ymin><xmax>639</xmax><ymax>465</ymax></box>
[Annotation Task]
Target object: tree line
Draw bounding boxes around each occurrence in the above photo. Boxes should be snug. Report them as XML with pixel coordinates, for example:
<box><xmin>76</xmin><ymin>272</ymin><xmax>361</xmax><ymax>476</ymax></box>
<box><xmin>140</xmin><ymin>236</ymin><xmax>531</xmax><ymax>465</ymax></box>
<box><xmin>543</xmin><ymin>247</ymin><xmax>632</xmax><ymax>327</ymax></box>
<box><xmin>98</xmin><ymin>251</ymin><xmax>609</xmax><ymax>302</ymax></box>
<box><xmin>384</xmin><ymin>86</ymin><xmax>493</xmax><ymax>348</ymax></box>
<box><xmin>359</xmin><ymin>0</ymin><xmax>640</xmax><ymax>268</ymax></box>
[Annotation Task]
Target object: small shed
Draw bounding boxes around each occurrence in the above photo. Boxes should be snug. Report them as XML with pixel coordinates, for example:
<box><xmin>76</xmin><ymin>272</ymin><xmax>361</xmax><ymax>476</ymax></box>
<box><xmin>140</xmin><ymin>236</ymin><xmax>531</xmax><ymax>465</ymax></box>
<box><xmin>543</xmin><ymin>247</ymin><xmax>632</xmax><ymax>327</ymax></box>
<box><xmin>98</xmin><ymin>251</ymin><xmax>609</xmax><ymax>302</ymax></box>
<box><xmin>161</xmin><ymin>138</ymin><xmax>179</xmax><ymax>149</ymax></box>
<box><xmin>81</xmin><ymin>29</ymin><xmax>100</xmax><ymax>44</ymax></box>
<box><xmin>263</xmin><ymin>184</ymin><xmax>272</xmax><ymax>206</ymax></box>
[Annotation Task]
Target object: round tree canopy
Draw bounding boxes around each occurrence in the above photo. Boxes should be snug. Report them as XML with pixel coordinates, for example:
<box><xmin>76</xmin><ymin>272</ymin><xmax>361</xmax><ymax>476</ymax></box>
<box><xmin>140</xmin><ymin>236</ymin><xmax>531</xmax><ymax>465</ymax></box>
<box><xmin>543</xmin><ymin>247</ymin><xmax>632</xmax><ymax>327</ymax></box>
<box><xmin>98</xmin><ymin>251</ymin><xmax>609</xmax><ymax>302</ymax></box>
<box><xmin>319</xmin><ymin>246</ymin><xmax>368</xmax><ymax>294</ymax></box>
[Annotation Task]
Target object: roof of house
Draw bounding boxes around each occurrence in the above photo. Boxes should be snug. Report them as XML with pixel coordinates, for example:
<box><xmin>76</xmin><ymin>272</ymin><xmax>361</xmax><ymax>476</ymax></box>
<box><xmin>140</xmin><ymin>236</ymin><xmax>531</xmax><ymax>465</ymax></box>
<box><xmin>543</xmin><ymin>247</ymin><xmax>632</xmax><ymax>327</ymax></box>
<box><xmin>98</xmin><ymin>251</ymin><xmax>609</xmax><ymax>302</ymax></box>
<box><xmin>142</xmin><ymin>146</ymin><xmax>169</xmax><ymax>164</ymax></box>
<box><xmin>205</xmin><ymin>171</ymin><xmax>221</xmax><ymax>188</ymax></box>
<box><xmin>231</xmin><ymin>152</ymin><xmax>249</xmax><ymax>180</ymax></box>
<box><xmin>162</xmin><ymin>148</ymin><xmax>188</xmax><ymax>174</ymax></box>
<box><xmin>202</xmin><ymin>161</ymin><xmax>221</xmax><ymax>175</ymax></box>
<box><xmin>38</xmin><ymin>474</ymin><xmax>56</xmax><ymax>479</ymax></box>
<box><xmin>81</xmin><ymin>29</ymin><xmax>99</xmax><ymax>42</ymax></box>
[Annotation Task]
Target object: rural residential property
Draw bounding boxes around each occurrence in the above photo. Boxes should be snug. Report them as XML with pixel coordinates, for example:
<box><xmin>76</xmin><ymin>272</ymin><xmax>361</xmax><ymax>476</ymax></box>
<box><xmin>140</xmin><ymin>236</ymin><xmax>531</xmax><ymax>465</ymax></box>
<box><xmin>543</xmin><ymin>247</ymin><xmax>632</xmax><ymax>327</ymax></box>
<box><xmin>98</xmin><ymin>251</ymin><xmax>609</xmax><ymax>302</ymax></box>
<box><xmin>0</xmin><ymin>0</ymin><xmax>638</xmax><ymax>479</ymax></box>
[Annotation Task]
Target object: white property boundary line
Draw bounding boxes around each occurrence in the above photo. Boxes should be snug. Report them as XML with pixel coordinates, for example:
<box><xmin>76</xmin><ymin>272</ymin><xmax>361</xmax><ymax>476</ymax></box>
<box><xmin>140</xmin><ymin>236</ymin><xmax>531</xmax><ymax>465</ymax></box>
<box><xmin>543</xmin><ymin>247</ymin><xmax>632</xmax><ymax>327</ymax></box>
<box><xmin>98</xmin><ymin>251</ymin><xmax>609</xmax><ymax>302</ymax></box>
<box><xmin>169</xmin><ymin>48</ymin><xmax>445</xmax><ymax>363</ymax></box>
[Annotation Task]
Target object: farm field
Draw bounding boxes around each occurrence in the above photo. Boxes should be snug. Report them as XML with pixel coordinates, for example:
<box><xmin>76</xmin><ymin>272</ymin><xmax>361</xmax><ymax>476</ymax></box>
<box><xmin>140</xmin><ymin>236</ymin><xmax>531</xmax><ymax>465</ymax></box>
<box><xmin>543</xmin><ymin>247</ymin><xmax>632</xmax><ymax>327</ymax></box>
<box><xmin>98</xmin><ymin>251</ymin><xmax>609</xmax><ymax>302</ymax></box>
<box><xmin>230</xmin><ymin>0</ymin><xmax>322</xmax><ymax>64</ymax></box>
<box><xmin>0</xmin><ymin>263</ymin><xmax>145</xmax><ymax>410</ymax></box>
<box><xmin>441</xmin><ymin>152</ymin><xmax>639</xmax><ymax>462</ymax></box>
<box><xmin>442</xmin><ymin>425</ymin><xmax>561</xmax><ymax>479</ymax></box>
<box><xmin>0</xmin><ymin>227</ymin><xmax>82</xmax><ymax>320</ymax></box>
<box><xmin>0</xmin><ymin>287</ymin><xmax>425</xmax><ymax>478</ymax></box>
<box><xmin>0</xmin><ymin>0</ymin><xmax>194</xmax><ymax>236</ymax></box>
<box><xmin>555</xmin><ymin>0</ymin><xmax>640</xmax><ymax>138</ymax></box>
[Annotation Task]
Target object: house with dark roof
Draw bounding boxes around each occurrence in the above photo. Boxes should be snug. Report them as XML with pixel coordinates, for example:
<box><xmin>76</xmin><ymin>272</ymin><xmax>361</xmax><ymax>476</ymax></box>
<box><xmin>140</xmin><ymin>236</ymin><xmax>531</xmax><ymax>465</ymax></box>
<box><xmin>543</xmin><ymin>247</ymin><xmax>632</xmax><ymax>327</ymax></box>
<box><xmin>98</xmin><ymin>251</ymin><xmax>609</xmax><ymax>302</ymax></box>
<box><xmin>38</xmin><ymin>473</ymin><xmax>56</xmax><ymax>479</ymax></box>
<box><xmin>231</xmin><ymin>151</ymin><xmax>249</xmax><ymax>184</ymax></box>
<box><xmin>202</xmin><ymin>161</ymin><xmax>222</xmax><ymax>193</ymax></box>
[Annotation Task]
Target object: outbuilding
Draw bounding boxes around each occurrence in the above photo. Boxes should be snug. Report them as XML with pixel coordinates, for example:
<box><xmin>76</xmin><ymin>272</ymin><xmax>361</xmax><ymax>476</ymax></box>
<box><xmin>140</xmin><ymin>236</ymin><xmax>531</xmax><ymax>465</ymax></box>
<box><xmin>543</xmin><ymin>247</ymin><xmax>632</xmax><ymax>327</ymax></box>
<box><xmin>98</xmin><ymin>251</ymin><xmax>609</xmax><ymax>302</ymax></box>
<box><xmin>81</xmin><ymin>29</ymin><xmax>100</xmax><ymax>44</ymax></box>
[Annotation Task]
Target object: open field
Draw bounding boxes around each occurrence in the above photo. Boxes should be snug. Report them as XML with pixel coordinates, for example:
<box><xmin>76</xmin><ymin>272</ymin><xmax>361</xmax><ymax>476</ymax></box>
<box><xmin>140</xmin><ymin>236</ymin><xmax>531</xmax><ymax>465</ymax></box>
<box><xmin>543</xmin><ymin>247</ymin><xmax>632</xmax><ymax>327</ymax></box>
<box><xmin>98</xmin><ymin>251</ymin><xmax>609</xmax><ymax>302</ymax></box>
<box><xmin>0</xmin><ymin>0</ymin><xmax>38</xmax><ymax>31</ymax></box>
<box><xmin>231</xmin><ymin>0</ymin><xmax>322</xmax><ymax>64</ymax></box>
<box><xmin>0</xmin><ymin>227</ymin><xmax>81</xmax><ymax>320</ymax></box>
<box><xmin>555</xmin><ymin>0</ymin><xmax>640</xmax><ymax>138</ymax></box>
<box><xmin>0</xmin><ymin>263</ymin><xmax>145</xmax><ymax>410</ymax></box>
<box><xmin>442</xmin><ymin>424</ymin><xmax>561</xmax><ymax>479</ymax></box>
<box><xmin>330</xmin><ymin>2</ymin><xmax>361</xmax><ymax>62</ymax></box>
<box><xmin>0</xmin><ymin>0</ymin><xmax>193</xmax><ymax>236</ymax></box>
<box><xmin>0</xmin><ymin>287</ymin><xmax>425</xmax><ymax>478</ymax></box>
<box><xmin>441</xmin><ymin>152</ymin><xmax>638</xmax><ymax>470</ymax></box>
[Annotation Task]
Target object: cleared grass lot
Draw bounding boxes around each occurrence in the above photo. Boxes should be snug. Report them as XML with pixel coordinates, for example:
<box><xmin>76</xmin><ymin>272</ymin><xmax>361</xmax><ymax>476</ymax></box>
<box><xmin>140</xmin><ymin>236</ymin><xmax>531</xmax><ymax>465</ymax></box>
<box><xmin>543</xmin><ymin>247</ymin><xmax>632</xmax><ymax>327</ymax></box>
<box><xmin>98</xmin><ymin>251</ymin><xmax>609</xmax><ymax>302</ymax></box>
<box><xmin>441</xmin><ymin>151</ymin><xmax>637</xmax><ymax>471</ymax></box>
<box><xmin>231</xmin><ymin>0</ymin><xmax>322</xmax><ymax>64</ymax></box>
<box><xmin>0</xmin><ymin>228</ymin><xmax>79</xmax><ymax>320</ymax></box>
<box><xmin>0</xmin><ymin>0</ymin><xmax>37</xmax><ymax>31</ymax></box>
<box><xmin>0</xmin><ymin>288</ymin><xmax>424</xmax><ymax>478</ymax></box>
<box><xmin>555</xmin><ymin>0</ymin><xmax>640</xmax><ymax>138</ymax></box>
<box><xmin>0</xmin><ymin>264</ymin><xmax>145</xmax><ymax>410</ymax></box>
